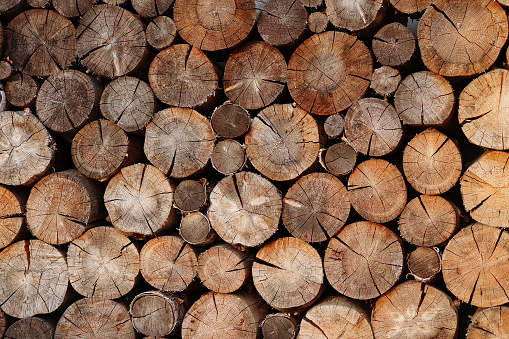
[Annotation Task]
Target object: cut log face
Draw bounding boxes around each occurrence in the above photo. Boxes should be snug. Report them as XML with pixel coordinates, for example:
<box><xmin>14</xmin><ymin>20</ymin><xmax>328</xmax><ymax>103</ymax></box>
<box><xmin>5</xmin><ymin>317</ymin><xmax>54</xmax><ymax>339</ymax></box>
<box><xmin>174</xmin><ymin>0</ymin><xmax>257</xmax><ymax>51</ymax></box>
<box><xmin>467</xmin><ymin>305</ymin><xmax>509</xmax><ymax>338</ymax></box>
<box><xmin>459</xmin><ymin>69</ymin><xmax>509</xmax><ymax>150</ymax></box>
<box><xmin>0</xmin><ymin>110</ymin><xmax>55</xmax><ymax>186</ymax></box>
<box><xmin>210</xmin><ymin>102</ymin><xmax>251</xmax><ymax>138</ymax></box>
<box><xmin>389</xmin><ymin>0</ymin><xmax>431</xmax><ymax>13</ymax></box>
<box><xmin>224</xmin><ymin>41</ymin><xmax>287</xmax><ymax>110</ymax></box>
<box><xmin>252</xmin><ymin>237</ymin><xmax>323</xmax><ymax>311</ymax></box>
<box><xmin>144</xmin><ymin>108</ymin><xmax>215</xmax><ymax>179</ymax></box>
<box><xmin>407</xmin><ymin>247</ymin><xmax>442</xmax><ymax>283</ymax></box>
<box><xmin>211</xmin><ymin>139</ymin><xmax>246</xmax><ymax>175</ymax></box>
<box><xmin>174</xmin><ymin>180</ymin><xmax>207</xmax><ymax>212</ymax></box>
<box><xmin>257</xmin><ymin>0</ymin><xmax>307</xmax><ymax>47</ymax></box>
<box><xmin>130</xmin><ymin>291</ymin><xmax>184</xmax><ymax>337</ymax></box>
<box><xmin>282</xmin><ymin>173</ymin><xmax>350</xmax><ymax>242</ymax></box>
<box><xmin>132</xmin><ymin>0</ymin><xmax>174</xmax><ymax>17</ymax></box>
<box><xmin>325</xmin><ymin>0</ymin><xmax>383</xmax><ymax>31</ymax></box>
<box><xmin>0</xmin><ymin>0</ymin><xmax>23</xmax><ymax>15</ymax></box>
<box><xmin>443</xmin><ymin>224</ymin><xmax>509</xmax><ymax>307</ymax></box>
<box><xmin>322</xmin><ymin>142</ymin><xmax>357</xmax><ymax>176</ymax></box>
<box><xmin>372</xmin><ymin>23</ymin><xmax>415</xmax><ymax>68</ymax></box>
<box><xmin>399</xmin><ymin>195</ymin><xmax>460</xmax><ymax>247</ymax></box>
<box><xmin>308</xmin><ymin>12</ymin><xmax>328</xmax><ymax>34</ymax></box>
<box><xmin>197</xmin><ymin>243</ymin><xmax>251</xmax><ymax>293</ymax></box>
<box><xmin>179</xmin><ymin>212</ymin><xmax>216</xmax><ymax>246</ymax></box>
<box><xmin>324</xmin><ymin>221</ymin><xmax>404</xmax><ymax>300</ymax></box>
<box><xmin>460</xmin><ymin>151</ymin><xmax>509</xmax><ymax>227</ymax></box>
<box><xmin>53</xmin><ymin>0</ymin><xmax>97</xmax><ymax>17</ymax></box>
<box><xmin>345</xmin><ymin>98</ymin><xmax>403</xmax><ymax>157</ymax></box>
<box><xmin>208</xmin><ymin>171</ymin><xmax>282</xmax><ymax>247</ymax></box>
<box><xmin>371</xmin><ymin>281</ymin><xmax>458</xmax><ymax>338</ymax></box>
<box><xmin>0</xmin><ymin>185</ymin><xmax>26</xmax><ymax>250</ymax></box>
<box><xmin>261</xmin><ymin>313</ymin><xmax>298</xmax><ymax>339</ymax></box>
<box><xmin>5</xmin><ymin>73</ymin><xmax>38</xmax><ymax>108</ymax></box>
<box><xmin>297</xmin><ymin>296</ymin><xmax>374</xmax><ymax>339</ymax></box>
<box><xmin>288</xmin><ymin>31</ymin><xmax>372</xmax><ymax>116</ymax></box>
<box><xmin>140</xmin><ymin>235</ymin><xmax>198</xmax><ymax>292</ymax></box>
<box><xmin>348</xmin><ymin>159</ymin><xmax>407</xmax><ymax>223</ymax></box>
<box><xmin>54</xmin><ymin>297</ymin><xmax>136</xmax><ymax>339</ymax></box>
<box><xmin>0</xmin><ymin>60</ymin><xmax>14</xmax><ymax>81</ymax></box>
<box><xmin>395</xmin><ymin>71</ymin><xmax>455</xmax><ymax>127</ymax></box>
<box><xmin>0</xmin><ymin>240</ymin><xmax>68</xmax><ymax>318</ymax></box>
<box><xmin>149</xmin><ymin>45</ymin><xmax>219</xmax><ymax>108</ymax></box>
<box><xmin>5</xmin><ymin>9</ymin><xmax>76</xmax><ymax>76</ymax></box>
<box><xmin>146</xmin><ymin>16</ymin><xmax>176</xmax><ymax>50</ymax></box>
<box><xmin>370</xmin><ymin>66</ymin><xmax>401</xmax><ymax>97</ymax></box>
<box><xmin>100</xmin><ymin>76</ymin><xmax>156</xmax><ymax>133</ymax></box>
<box><xmin>68</xmin><ymin>226</ymin><xmax>140</xmax><ymax>299</ymax></box>
<box><xmin>181</xmin><ymin>292</ymin><xmax>268</xmax><ymax>339</ymax></box>
<box><xmin>245</xmin><ymin>104</ymin><xmax>324</xmax><ymax>181</ymax></box>
<box><xmin>324</xmin><ymin>114</ymin><xmax>344</xmax><ymax>139</ymax></box>
<box><xmin>36</xmin><ymin>70</ymin><xmax>102</xmax><ymax>138</ymax></box>
<box><xmin>403</xmin><ymin>128</ymin><xmax>462</xmax><ymax>195</ymax></box>
<box><xmin>27</xmin><ymin>0</ymin><xmax>50</xmax><ymax>8</ymax></box>
<box><xmin>104</xmin><ymin>163</ymin><xmax>177</xmax><ymax>239</ymax></box>
<box><xmin>76</xmin><ymin>4</ymin><xmax>147</xmax><ymax>78</ymax></box>
<box><xmin>26</xmin><ymin>169</ymin><xmax>105</xmax><ymax>245</ymax></box>
<box><xmin>418</xmin><ymin>0</ymin><xmax>508</xmax><ymax>77</ymax></box>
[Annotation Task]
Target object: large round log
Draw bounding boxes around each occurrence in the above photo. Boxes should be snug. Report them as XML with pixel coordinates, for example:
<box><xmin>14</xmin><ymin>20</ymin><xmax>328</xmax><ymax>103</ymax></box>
<box><xmin>257</xmin><ymin>0</ymin><xmax>307</xmax><ymax>47</ymax></box>
<box><xmin>5</xmin><ymin>317</ymin><xmax>54</xmax><ymax>339</ymax></box>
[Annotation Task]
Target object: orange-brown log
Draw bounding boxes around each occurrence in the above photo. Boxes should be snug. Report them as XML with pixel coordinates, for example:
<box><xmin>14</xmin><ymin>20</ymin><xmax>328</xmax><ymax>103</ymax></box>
<box><xmin>467</xmin><ymin>306</ymin><xmax>509</xmax><ymax>338</ymax></box>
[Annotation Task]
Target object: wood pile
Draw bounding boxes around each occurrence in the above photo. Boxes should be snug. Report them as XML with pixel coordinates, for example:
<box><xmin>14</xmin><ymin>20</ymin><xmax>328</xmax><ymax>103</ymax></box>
<box><xmin>2</xmin><ymin>0</ymin><xmax>509</xmax><ymax>337</ymax></box>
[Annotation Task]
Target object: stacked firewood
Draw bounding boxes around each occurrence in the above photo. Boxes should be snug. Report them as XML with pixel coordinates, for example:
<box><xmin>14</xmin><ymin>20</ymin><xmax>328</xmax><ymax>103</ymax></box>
<box><xmin>1</xmin><ymin>0</ymin><xmax>509</xmax><ymax>337</ymax></box>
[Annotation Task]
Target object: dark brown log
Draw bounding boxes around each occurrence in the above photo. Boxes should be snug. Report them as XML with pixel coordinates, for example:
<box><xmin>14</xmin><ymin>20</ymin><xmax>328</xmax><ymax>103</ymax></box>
<box><xmin>181</xmin><ymin>292</ymin><xmax>267</xmax><ymax>339</ymax></box>
<box><xmin>324</xmin><ymin>221</ymin><xmax>404</xmax><ymax>300</ymax></box>
<box><xmin>132</xmin><ymin>0</ymin><xmax>173</xmax><ymax>17</ymax></box>
<box><xmin>261</xmin><ymin>313</ymin><xmax>298</xmax><ymax>339</ymax></box>
<box><xmin>282</xmin><ymin>172</ymin><xmax>350</xmax><ymax>242</ymax></box>
<box><xmin>27</xmin><ymin>0</ymin><xmax>50</xmax><ymax>8</ymax></box>
<box><xmin>144</xmin><ymin>107</ymin><xmax>215</xmax><ymax>179</ymax></box>
<box><xmin>345</xmin><ymin>97</ymin><xmax>403</xmax><ymax>156</ymax></box>
<box><xmin>52</xmin><ymin>0</ymin><xmax>96</xmax><ymax>17</ymax></box>
<box><xmin>210</xmin><ymin>102</ymin><xmax>251</xmax><ymax>138</ymax></box>
<box><xmin>174</xmin><ymin>180</ymin><xmax>207</xmax><ymax>212</ymax></box>
<box><xmin>76</xmin><ymin>4</ymin><xmax>147</xmax><ymax>78</ymax></box>
<box><xmin>245</xmin><ymin>104</ymin><xmax>324</xmax><ymax>181</ymax></box>
<box><xmin>252</xmin><ymin>237</ymin><xmax>323</xmax><ymax>311</ymax></box>
<box><xmin>257</xmin><ymin>0</ymin><xmax>307</xmax><ymax>47</ymax></box>
<box><xmin>54</xmin><ymin>297</ymin><xmax>136</xmax><ymax>339</ymax></box>
<box><xmin>370</xmin><ymin>66</ymin><xmax>401</xmax><ymax>97</ymax></box>
<box><xmin>324</xmin><ymin>114</ymin><xmax>344</xmax><ymax>139</ymax></box>
<box><xmin>103</xmin><ymin>0</ymin><xmax>127</xmax><ymax>4</ymax></box>
<box><xmin>224</xmin><ymin>40</ymin><xmax>287</xmax><ymax>110</ymax></box>
<box><xmin>0</xmin><ymin>185</ymin><xmax>26</xmax><ymax>250</ymax></box>
<box><xmin>0</xmin><ymin>239</ymin><xmax>68</xmax><ymax>318</ymax></box>
<box><xmin>325</xmin><ymin>0</ymin><xmax>384</xmax><ymax>32</ymax></box>
<box><xmin>208</xmin><ymin>171</ymin><xmax>282</xmax><ymax>247</ymax></box>
<box><xmin>5</xmin><ymin>317</ymin><xmax>54</xmax><ymax>339</ymax></box>
<box><xmin>211</xmin><ymin>139</ymin><xmax>246</xmax><ymax>175</ymax></box>
<box><xmin>0</xmin><ymin>110</ymin><xmax>55</xmax><ymax>186</ymax></box>
<box><xmin>288</xmin><ymin>31</ymin><xmax>372</xmax><ymax>115</ymax></box>
<box><xmin>407</xmin><ymin>246</ymin><xmax>442</xmax><ymax>283</ymax></box>
<box><xmin>371</xmin><ymin>281</ymin><xmax>458</xmax><ymax>338</ymax></box>
<box><xmin>308</xmin><ymin>12</ymin><xmax>328</xmax><ymax>34</ymax></box>
<box><xmin>389</xmin><ymin>0</ymin><xmax>431</xmax><ymax>13</ymax></box>
<box><xmin>104</xmin><ymin>163</ymin><xmax>177</xmax><ymax>239</ymax></box>
<box><xmin>372</xmin><ymin>22</ymin><xmax>416</xmax><ymax>68</ymax></box>
<box><xmin>174</xmin><ymin>0</ymin><xmax>257</xmax><ymax>51</ymax></box>
<box><xmin>467</xmin><ymin>306</ymin><xmax>509</xmax><ymax>338</ymax></box>
<box><xmin>0</xmin><ymin>85</ymin><xmax>5</xmax><ymax>112</ymax></box>
<box><xmin>146</xmin><ymin>16</ymin><xmax>176</xmax><ymax>50</ymax></box>
<box><xmin>36</xmin><ymin>70</ymin><xmax>103</xmax><ymax>139</ymax></box>
<box><xmin>300</xmin><ymin>0</ymin><xmax>322</xmax><ymax>7</ymax></box>
<box><xmin>197</xmin><ymin>243</ymin><xmax>251</xmax><ymax>293</ymax></box>
<box><xmin>320</xmin><ymin>142</ymin><xmax>357</xmax><ymax>176</ymax></box>
<box><xmin>5</xmin><ymin>9</ymin><xmax>76</xmax><ymax>76</ymax></box>
<box><xmin>418</xmin><ymin>0</ymin><xmax>508</xmax><ymax>77</ymax></box>
<box><xmin>0</xmin><ymin>60</ymin><xmax>14</xmax><ymax>80</ymax></box>
<box><xmin>140</xmin><ymin>235</ymin><xmax>198</xmax><ymax>292</ymax></box>
<box><xmin>179</xmin><ymin>212</ymin><xmax>216</xmax><ymax>246</ymax></box>
<box><xmin>0</xmin><ymin>0</ymin><xmax>24</xmax><ymax>16</ymax></box>
<box><xmin>5</xmin><ymin>73</ymin><xmax>38</xmax><ymax>108</ymax></box>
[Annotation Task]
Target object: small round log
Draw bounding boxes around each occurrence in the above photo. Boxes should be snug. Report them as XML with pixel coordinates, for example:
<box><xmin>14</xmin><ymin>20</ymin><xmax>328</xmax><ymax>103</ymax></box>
<box><xmin>5</xmin><ymin>9</ymin><xmax>76</xmax><ymax>76</ymax></box>
<box><xmin>208</xmin><ymin>171</ymin><xmax>282</xmax><ymax>247</ymax></box>
<box><xmin>372</xmin><ymin>281</ymin><xmax>458</xmax><ymax>338</ymax></box>
<box><xmin>257</xmin><ymin>0</ymin><xmax>307</xmax><ymax>47</ymax></box>
<box><xmin>224</xmin><ymin>40</ymin><xmax>287</xmax><ymax>110</ymax></box>
<box><xmin>245</xmin><ymin>104</ymin><xmax>324</xmax><ymax>181</ymax></box>
<box><xmin>370</xmin><ymin>66</ymin><xmax>402</xmax><ymax>97</ymax></box>
<box><xmin>288</xmin><ymin>31</ymin><xmax>372</xmax><ymax>115</ymax></box>
<box><xmin>261</xmin><ymin>313</ymin><xmax>298</xmax><ymax>339</ymax></box>
<box><xmin>0</xmin><ymin>60</ymin><xmax>14</xmax><ymax>81</ymax></box>
<box><xmin>5</xmin><ymin>317</ymin><xmax>54</xmax><ymax>339</ymax></box>
<box><xmin>174</xmin><ymin>0</ymin><xmax>257</xmax><ymax>51</ymax></box>
<box><xmin>36</xmin><ymin>70</ymin><xmax>103</xmax><ymax>138</ymax></box>
<box><xmin>27</xmin><ymin>0</ymin><xmax>50</xmax><ymax>7</ymax></box>
<box><xmin>348</xmin><ymin>159</ymin><xmax>407</xmax><ymax>223</ymax></box>
<box><xmin>0</xmin><ymin>239</ymin><xmax>68</xmax><ymax>318</ymax></box>
<box><xmin>399</xmin><ymin>195</ymin><xmax>460</xmax><ymax>247</ymax></box>
<box><xmin>174</xmin><ymin>180</ymin><xmax>207</xmax><ymax>212</ymax></box>
<box><xmin>140</xmin><ymin>235</ymin><xmax>198</xmax><ymax>292</ymax></box>
<box><xmin>146</xmin><ymin>16</ymin><xmax>176</xmax><ymax>50</ymax></box>
<box><xmin>408</xmin><ymin>247</ymin><xmax>442</xmax><ymax>283</ymax></box>
<box><xmin>100</xmin><ymin>76</ymin><xmax>156</xmax><ymax>133</ymax></box>
<box><xmin>443</xmin><ymin>224</ymin><xmax>509</xmax><ymax>307</ymax></box>
<box><xmin>0</xmin><ymin>185</ymin><xmax>27</xmax><ymax>249</ymax></box>
<box><xmin>345</xmin><ymin>97</ymin><xmax>403</xmax><ymax>157</ymax></box>
<box><xmin>324</xmin><ymin>114</ymin><xmax>344</xmax><ymax>139</ymax></box>
<box><xmin>395</xmin><ymin>71</ymin><xmax>455</xmax><ymax>127</ymax></box>
<box><xmin>460</xmin><ymin>151</ymin><xmax>509</xmax><ymax>227</ymax></box>
<box><xmin>308</xmin><ymin>12</ymin><xmax>328</xmax><ymax>33</ymax></box>
<box><xmin>144</xmin><ymin>108</ymin><xmax>215</xmax><ymax>179</ymax></box>
<box><xmin>72</xmin><ymin>119</ymin><xmax>142</xmax><ymax>181</ymax></box>
<box><xmin>211</xmin><ymin>139</ymin><xmax>246</xmax><ymax>175</ymax></box>
<box><xmin>53</xmin><ymin>0</ymin><xmax>96</xmax><ymax>17</ymax></box>
<box><xmin>324</xmin><ymin>221</ymin><xmax>404</xmax><ymax>300</ymax></box>
<box><xmin>181</xmin><ymin>292</ymin><xmax>267</xmax><ymax>339</ymax></box>
<box><xmin>132</xmin><ymin>0</ymin><xmax>174</xmax><ymax>17</ymax></box>
<box><xmin>197</xmin><ymin>243</ymin><xmax>251</xmax><ymax>293</ymax></box>
<box><xmin>26</xmin><ymin>169</ymin><xmax>105</xmax><ymax>245</ymax></box>
<box><xmin>104</xmin><ymin>163</ymin><xmax>177</xmax><ymax>239</ymax></box>
<box><xmin>372</xmin><ymin>22</ymin><xmax>416</xmax><ymax>68</ymax></box>
<box><xmin>130</xmin><ymin>291</ymin><xmax>184</xmax><ymax>337</ymax></box>
<box><xmin>321</xmin><ymin>142</ymin><xmax>357</xmax><ymax>176</ymax></box>
<box><xmin>325</xmin><ymin>0</ymin><xmax>384</xmax><ymax>32</ymax></box>
<box><xmin>179</xmin><ymin>212</ymin><xmax>216</xmax><ymax>246</ymax></box>
<box><xmin>252</xmin><ymin>237</ymin><xmax>323</xmax><ymax>311</ymax></box>
<box><xmin>55</xmin><ymin>297</ymin><xmax>135</xmax><ymax>339</ymax></box>
<box><xmin>282</xmin><ymin>172</ymin><xmax>350</xmax><ymax>242</ymax></box>
<box><xmin>467</xmin><ymin>306</ymin><xmax>509</xmax><ymax>338</ymax></box>
<box><xmin>210</xmin><ymin>102</ymin><xmax>251</xmax><ymax>138</ymax></box>
<box><xmin>403</xmin><ymin>128</ymin><xmax>462</xmax><ymax>195</ymax></box>
<box><xmin>76</xmin><ymin>4</ymin><xmax>147</xmax><ymax>78</ymax></box>
<box><xmin>0</xmin><ymin>110</ymin><xmax>55</xmax><ymax>186</ymax></box>
<box><xmin>5</xmin><ymin>73</ymin><xmax>38</xmax><ymax>108</ymax></box>
<box><xmin>389</xmin><ymin>0</ymin><xmax>431</xmax><ymax>13</ymax></box>
<box><xmin>418</xmin><ymin>0</ymin><xmax>508</xmax><ymax>77</ymax></box>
